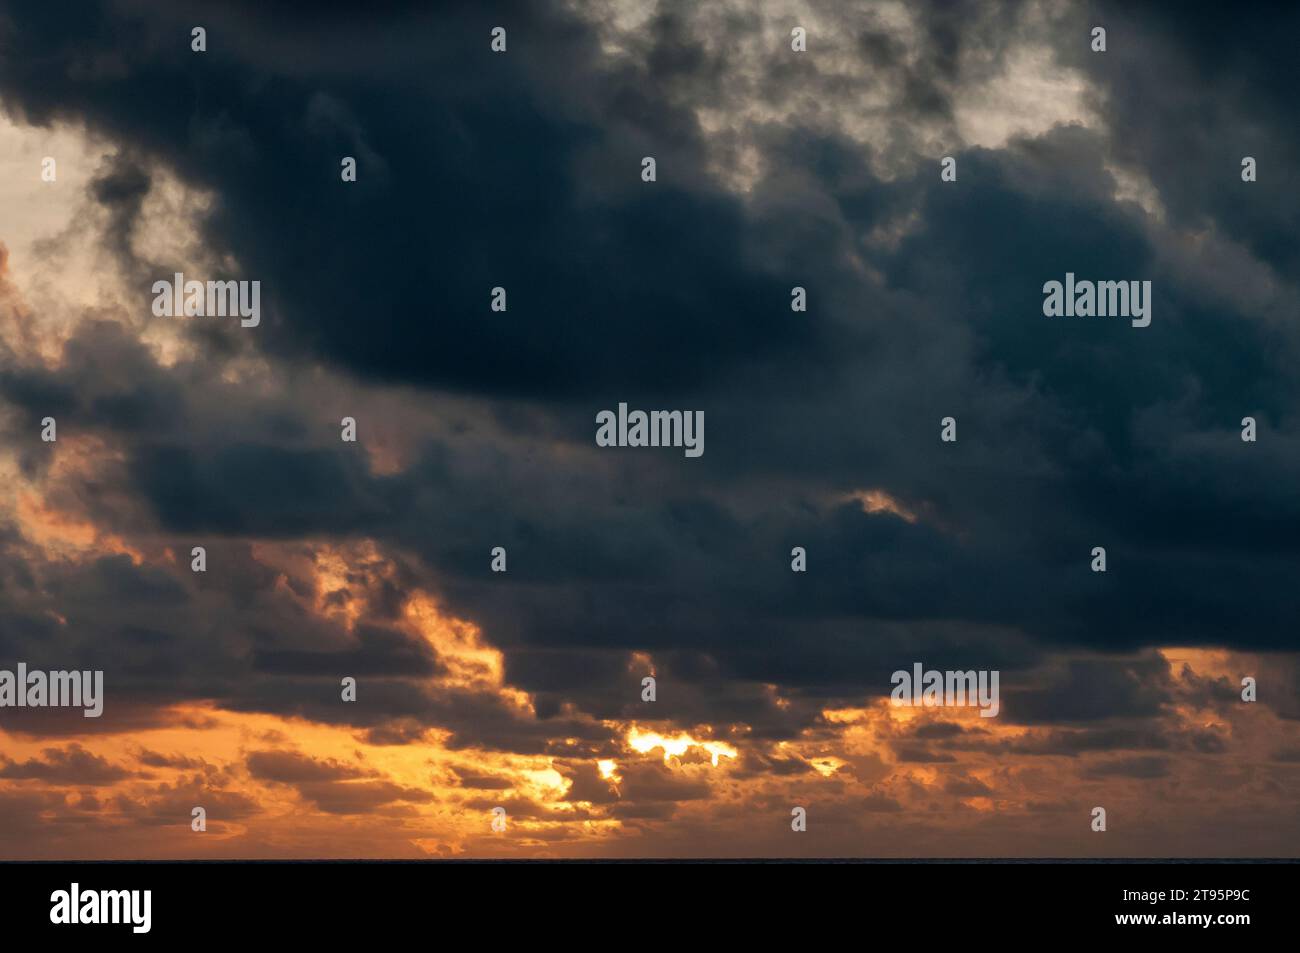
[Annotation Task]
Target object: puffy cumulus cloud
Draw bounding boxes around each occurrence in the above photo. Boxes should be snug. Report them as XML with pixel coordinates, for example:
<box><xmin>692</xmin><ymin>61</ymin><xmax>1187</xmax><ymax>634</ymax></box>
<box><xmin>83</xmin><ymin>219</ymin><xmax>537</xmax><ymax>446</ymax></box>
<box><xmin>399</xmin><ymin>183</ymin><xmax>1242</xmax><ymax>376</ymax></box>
<box><xmin>0</xmin><ymin>0</ymin><xmax>1297</xmax><ymax>857</ymax></box>
<box><xmin>0</xmin><ymin>744</ymin><xmax>137</xmax><ymax>785</ymax></box>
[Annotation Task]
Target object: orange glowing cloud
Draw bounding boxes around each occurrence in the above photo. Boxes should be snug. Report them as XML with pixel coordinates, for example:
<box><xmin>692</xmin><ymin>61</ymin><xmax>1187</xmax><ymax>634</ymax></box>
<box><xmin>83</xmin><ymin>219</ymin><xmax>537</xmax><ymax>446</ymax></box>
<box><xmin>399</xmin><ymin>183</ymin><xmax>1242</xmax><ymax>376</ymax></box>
<box><xmin>625</xmin><ymin>726</ymin><xmax>739</xmax><ymax>767</ymax></box>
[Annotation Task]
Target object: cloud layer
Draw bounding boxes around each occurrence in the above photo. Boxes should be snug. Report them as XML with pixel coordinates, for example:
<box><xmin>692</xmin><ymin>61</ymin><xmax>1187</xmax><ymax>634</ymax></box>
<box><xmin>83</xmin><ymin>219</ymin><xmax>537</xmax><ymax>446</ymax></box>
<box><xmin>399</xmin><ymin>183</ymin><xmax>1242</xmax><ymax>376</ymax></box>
<box><xmin>0</xmin><ymin>0</ymin><xmax>1297</xmax><ymax>858</ymax></box>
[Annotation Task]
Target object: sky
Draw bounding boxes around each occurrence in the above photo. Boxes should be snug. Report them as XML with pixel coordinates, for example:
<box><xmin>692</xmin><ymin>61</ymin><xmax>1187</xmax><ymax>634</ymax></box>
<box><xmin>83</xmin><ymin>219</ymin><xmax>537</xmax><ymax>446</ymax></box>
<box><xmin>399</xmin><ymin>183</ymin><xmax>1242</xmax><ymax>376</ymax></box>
<box><xmin>0</xmin><ymin>0</ymin><xmax>1298</xmax><ymax>859</ymax></box>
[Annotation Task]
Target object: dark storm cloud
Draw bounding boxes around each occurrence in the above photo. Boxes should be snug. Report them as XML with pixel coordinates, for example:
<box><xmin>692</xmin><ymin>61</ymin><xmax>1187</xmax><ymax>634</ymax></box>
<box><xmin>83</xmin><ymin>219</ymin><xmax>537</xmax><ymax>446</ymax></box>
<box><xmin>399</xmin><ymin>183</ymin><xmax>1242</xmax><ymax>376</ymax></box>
<box><xmin>944</xmin><ymin>776</ymin><xmax>993</xmax><ymax>797</ymax></box>
<box><xmin>252</xmin><ymin>622</ymin><xmax>441</xmax><ymax>678</ymax></box>
<box><xmin>295</xmin><ymin>779</ymin><xmax>433</xmax><ymax>816</ymax></box>
<box><xmin>0</xmin><ymin>319</ymin><xmax>188</xmax><ymax>452</ymax></box>
<box><xmin>88</xmin><ymin>152</ymin><xmax>158</xmax><ymax>288</ymax></box>
<box><xmin>450</xmin><ymin>768</ymin><xmax>516</xmax><ymax>791</ymax></box>
<box><xmin>1000</xmin><ymin>656</ymin><xmax>1173</xmax><ymax>724</ymax></box>
<box><xmin>0</xmin><ymin>0</ymin><xmax>813</xmax><ymax>398</ymax></box>
<box><xmin>245</xmin><ymin>750</ymin><xmax>370</xmax><ymax>783</ymax></box>
<box><xmin>1072</xmin><ymin>1</ymin><xmax>1300</xmax><ymax>277</ymax></box>
<box><xmin>130</xmin><ymin>442</ymin><xmax>396</xmax><ymax>537</ymax></box>
<box><xmin>1</xmin><ymin>0</ymin><xmax>1298</xmax><ymax>768</ymax></box>
<box><xmin>134</xmin><ymin>749</ymin><xmax>206</xmax><ymax>770</ymax></box>
<box><xmin>733</xmin><ymin>749</ymin><xmax>815</xmax><ymax>778</ymax></box>
<box><xmin>112</xmin><ymin>775</ymin><xmax>261</xmax><ymax>826</ymax></box>
<box><xmin>859</xmin><ymin>792</ymin><xmax>903</xmax><ymax>813</ymax></box>
<box><xmin>556</xmin><ymin>760</ymin><xmax>618</xmax><ymax>804</ymax></box>
<box><xmin>614</xmin><ymin>759</ymin><xmax>712</xmax><ymax>802</ymax></box>
<box><xmin>0</xmin><ymin>744</ymin><xmax>135</xmax><ymax>785</ymax></box>
<box><xmin>0</xmin><ymin>790</ymin><xmax>75</xmax><ymax>848</ymax></box>
<box><xmin>243</xmin><ymin>750</ymin><xmax>439</xmax><ymax>814</ymax></box>
<box><xmin>1007</xmin><ymin>725</ymin><xmax>1173</xmax><ymax>756</ymax></box>
<box><xmin>1080</xmin><ymin>755</ymin><xmax>1171</xmax><ymax>780</ymax></box>
<box><xmin>892</xmin><ymin>745</ymin><xmax>957</xmax><ymax>764</ymax></box>
<box><xmin>86</xmin><ymin>553</ymin><xmax>187</xmax><ymax>604</ymax></box>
